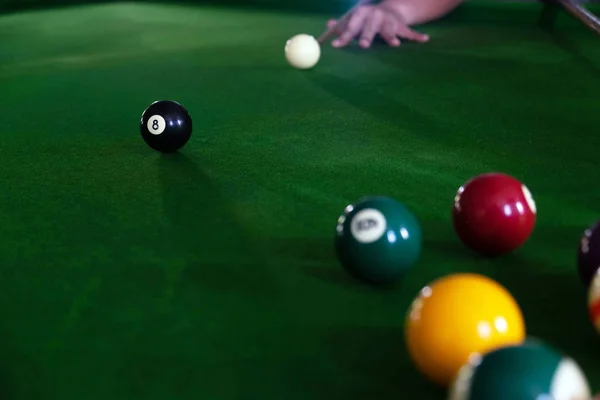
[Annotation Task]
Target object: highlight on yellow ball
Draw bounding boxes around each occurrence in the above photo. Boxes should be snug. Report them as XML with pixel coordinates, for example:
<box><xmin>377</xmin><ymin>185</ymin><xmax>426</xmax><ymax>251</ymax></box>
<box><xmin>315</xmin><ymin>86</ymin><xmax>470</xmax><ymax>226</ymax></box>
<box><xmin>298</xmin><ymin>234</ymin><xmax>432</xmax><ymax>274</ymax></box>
<box><xmin>404</xmin><ymin>273</ymin><xmax>526</xmax><ymax>387</ymax></box>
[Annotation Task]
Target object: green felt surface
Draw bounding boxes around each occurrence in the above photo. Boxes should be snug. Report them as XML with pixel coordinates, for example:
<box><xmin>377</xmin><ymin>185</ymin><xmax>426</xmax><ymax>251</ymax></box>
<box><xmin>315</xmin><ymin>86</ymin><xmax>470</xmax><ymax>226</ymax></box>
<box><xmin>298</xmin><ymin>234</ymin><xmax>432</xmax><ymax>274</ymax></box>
<box><xmin>2</xmin><ymin>1</ymin><xmax>600</xmax><ymax>399</ymax></box>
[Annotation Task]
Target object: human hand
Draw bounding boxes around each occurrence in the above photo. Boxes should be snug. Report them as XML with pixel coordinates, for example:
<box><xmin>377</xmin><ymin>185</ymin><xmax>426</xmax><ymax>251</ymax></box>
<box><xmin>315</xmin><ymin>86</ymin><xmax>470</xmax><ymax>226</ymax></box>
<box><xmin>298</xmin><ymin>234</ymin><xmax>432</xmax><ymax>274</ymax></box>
<box><xmin>326</xmin><ymin>1</ymin><xmax>429</xmax><ymax>48</ymax></box>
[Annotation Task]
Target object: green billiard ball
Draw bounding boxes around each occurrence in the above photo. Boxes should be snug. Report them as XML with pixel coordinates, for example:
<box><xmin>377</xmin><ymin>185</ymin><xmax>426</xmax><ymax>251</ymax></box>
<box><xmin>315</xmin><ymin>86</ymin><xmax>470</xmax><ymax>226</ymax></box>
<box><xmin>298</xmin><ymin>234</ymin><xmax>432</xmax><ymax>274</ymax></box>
<box><xmin>334</xmin><ymin>196</ymin><xmax>422</xmax><ymax>284</ymax></box>
<box><xmin>449</xmin><ymin>341</ymin><xmax>591</xmax><ymax>400</ymax></box>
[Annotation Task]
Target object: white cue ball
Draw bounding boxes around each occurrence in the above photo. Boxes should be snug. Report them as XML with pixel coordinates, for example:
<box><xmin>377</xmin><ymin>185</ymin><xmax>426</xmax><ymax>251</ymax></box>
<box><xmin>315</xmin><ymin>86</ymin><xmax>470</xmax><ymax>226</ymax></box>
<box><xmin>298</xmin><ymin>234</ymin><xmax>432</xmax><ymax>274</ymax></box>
<box><xmin>285</xmin><ymin>34</ymin><xmax>321</xmax><ymax>70</ymax></box>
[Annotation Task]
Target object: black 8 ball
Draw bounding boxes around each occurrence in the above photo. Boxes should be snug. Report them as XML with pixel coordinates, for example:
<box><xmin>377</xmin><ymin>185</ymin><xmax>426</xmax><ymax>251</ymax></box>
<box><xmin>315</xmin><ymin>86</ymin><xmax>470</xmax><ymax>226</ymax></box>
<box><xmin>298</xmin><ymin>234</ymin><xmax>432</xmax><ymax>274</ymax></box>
<box><xmin>578</xmin><ymin>220</ymin><xmax>600</xmax><ymax>287</ymax></box>
<box><xmin>140</xmin><ymin>100</ymin><xmax>193</xmax><ymax>152</ymax></box>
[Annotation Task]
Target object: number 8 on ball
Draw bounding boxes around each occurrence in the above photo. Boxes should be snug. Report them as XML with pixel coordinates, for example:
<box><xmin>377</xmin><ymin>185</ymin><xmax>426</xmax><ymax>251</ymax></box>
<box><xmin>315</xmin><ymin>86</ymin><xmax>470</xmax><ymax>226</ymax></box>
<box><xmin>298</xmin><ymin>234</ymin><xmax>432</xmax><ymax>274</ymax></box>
<box><xmin>147</xmin><ymin>115</ymin><xmax>166</xmax><ymax>135</ymax></box>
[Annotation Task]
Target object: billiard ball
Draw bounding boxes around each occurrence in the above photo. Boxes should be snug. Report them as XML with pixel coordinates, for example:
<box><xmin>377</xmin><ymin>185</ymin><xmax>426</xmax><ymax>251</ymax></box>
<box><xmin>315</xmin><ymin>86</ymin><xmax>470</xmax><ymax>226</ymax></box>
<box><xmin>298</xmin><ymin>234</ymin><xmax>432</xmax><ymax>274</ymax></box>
<box><xmin>335</xmin><ymin>196</ymin><xmax>421</xmax><ymax>285</ymax></box>
<box><xmin>449</xmin><ymin>342</ymin><xmax>591</xmax><ymax>400</ymax></box>
<box><xmin>578</xmin><ymin>220</ymin><xmax>600</xmax><ymax>287</ymax></box>
<box><xmin>452</xmin><ymin>172</ymin><xmax>536</xmax><ymax>256</ymax></box>
<box><xmin>140</xmin><ymin>100</ymin><xmax>193</xmax><ymax>152</ymax></box>
<box><xmin>284</xmin><ymin>34</ymin><xmax>321</xmax><ymax>69</ymax></box>
<box><xmin>405</xmin><ymin>273</ymin><xmax>525</xmax><ymax>386</ymax></box>
<box><xmin>587</xmin><ymin>270</ymin><xmax>600</xmax><ymax>333</ymax></box>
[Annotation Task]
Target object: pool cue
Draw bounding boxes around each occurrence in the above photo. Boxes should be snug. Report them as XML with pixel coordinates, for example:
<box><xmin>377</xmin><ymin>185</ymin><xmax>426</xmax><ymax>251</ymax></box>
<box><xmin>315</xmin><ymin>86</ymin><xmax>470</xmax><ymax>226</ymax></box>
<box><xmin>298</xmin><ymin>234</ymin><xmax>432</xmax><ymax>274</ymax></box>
<box><xmin>317</xmin><ymin>0</ymin><xmax>373</xmax><ymax>44</ymax></box>
<box><xmin>555</xmin><ymin>0</ymin><xmax>600</xmax><ymax>35</ymax></box>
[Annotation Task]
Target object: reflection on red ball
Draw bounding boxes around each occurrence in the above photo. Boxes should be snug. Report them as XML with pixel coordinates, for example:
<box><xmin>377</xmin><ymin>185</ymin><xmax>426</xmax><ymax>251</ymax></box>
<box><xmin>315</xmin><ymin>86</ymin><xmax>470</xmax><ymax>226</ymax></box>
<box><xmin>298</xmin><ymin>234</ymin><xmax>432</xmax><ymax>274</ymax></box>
<box><xmin>452</xmin><ymin>172</ymin><xmax>537</xmax><ymax>256</ymax></box>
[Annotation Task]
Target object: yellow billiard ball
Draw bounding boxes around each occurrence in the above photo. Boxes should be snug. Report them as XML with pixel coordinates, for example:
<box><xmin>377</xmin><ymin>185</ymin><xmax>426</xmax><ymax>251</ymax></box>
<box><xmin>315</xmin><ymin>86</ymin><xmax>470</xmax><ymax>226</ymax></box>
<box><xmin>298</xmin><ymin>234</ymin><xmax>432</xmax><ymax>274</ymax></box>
<box><xmin>405</xmin><ymin>273</ymin><xmax>526</xmax><ymax>387</ymax></box>
<box><xmin>587</xmin><ymin>270</ymin><xmax>600</xmax><ymax>333</ymax></box>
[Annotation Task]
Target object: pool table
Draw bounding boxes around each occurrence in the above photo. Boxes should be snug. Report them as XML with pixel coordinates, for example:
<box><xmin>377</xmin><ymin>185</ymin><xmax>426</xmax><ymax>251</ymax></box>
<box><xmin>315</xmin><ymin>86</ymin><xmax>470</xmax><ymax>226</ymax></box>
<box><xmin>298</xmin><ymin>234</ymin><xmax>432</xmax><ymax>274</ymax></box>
<box><xmin>2</xmin><ymin>1</ymin><xmax>600</xmax><ymax>398</ymax></box>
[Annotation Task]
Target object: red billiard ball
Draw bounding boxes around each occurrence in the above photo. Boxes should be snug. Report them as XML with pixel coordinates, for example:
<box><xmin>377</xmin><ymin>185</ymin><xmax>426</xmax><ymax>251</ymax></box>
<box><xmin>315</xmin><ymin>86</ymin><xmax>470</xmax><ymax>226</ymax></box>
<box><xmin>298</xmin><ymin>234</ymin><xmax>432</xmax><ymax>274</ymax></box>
<box><xmin>451</xmin><ymin>172</ymin><xmax>537</xmax><ymax>256</ymax></box>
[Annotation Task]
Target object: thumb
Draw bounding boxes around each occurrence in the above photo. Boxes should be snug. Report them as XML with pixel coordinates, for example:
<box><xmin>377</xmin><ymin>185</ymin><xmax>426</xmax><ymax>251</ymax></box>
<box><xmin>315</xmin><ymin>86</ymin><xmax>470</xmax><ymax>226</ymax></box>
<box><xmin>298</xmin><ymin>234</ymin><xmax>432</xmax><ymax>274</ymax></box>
<box><xmin>327</xmin><ymin>19</ymin><xmax>338</xmax><ymax>29</ymax></box>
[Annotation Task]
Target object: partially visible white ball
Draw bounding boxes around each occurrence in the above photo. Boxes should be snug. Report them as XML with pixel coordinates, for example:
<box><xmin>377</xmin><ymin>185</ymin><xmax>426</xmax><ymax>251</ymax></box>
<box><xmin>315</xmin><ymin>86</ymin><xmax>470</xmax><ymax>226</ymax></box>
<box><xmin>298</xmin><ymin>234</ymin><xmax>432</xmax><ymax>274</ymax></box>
<box><xmin>285</xmin><ymin>34</ymin><xmax>321</xmax><ymax>69</ymax></box>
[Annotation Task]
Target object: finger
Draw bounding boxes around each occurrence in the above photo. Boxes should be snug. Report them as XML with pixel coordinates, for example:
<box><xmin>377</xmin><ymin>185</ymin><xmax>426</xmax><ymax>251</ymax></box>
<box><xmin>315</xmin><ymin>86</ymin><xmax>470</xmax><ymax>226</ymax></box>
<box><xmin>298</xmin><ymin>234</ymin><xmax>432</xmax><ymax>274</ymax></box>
<box><xmin>379</xmin><ymin>18</ymin><xmax>400</xmax><ymax>47</ymax></box>
<box><xmin>359</xmin><ymin>10</ymin><xmax>384</xmax><ymax>48</ymax></box>
<box><xmin>318</xmin><ymin>18</ymin><xmax>343</xmax><ymax>44</ymax></box>
<box><xmin>396</xmin><ymin>25</ymin><xmax>430</xmax><ymax>42</ymax></box>
<box><xmin>332</xmin><ymin>9</ymin><xmax>369</xmax><ymax>47</ymax></box>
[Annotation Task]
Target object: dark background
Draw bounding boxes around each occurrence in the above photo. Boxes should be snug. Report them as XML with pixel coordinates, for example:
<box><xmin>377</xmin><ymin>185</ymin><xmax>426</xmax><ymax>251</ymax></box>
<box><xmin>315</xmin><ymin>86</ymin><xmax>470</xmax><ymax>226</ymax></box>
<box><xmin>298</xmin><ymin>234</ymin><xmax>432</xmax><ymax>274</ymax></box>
<box><xmin>0</xmin><ymin>0</ymin><xmax>351</xmax><ymax>14</ymax></box>
<box><xmin>2</xmin><ymin>0</ymin><xmax>597</xmax><ymax>15</ymax></box>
